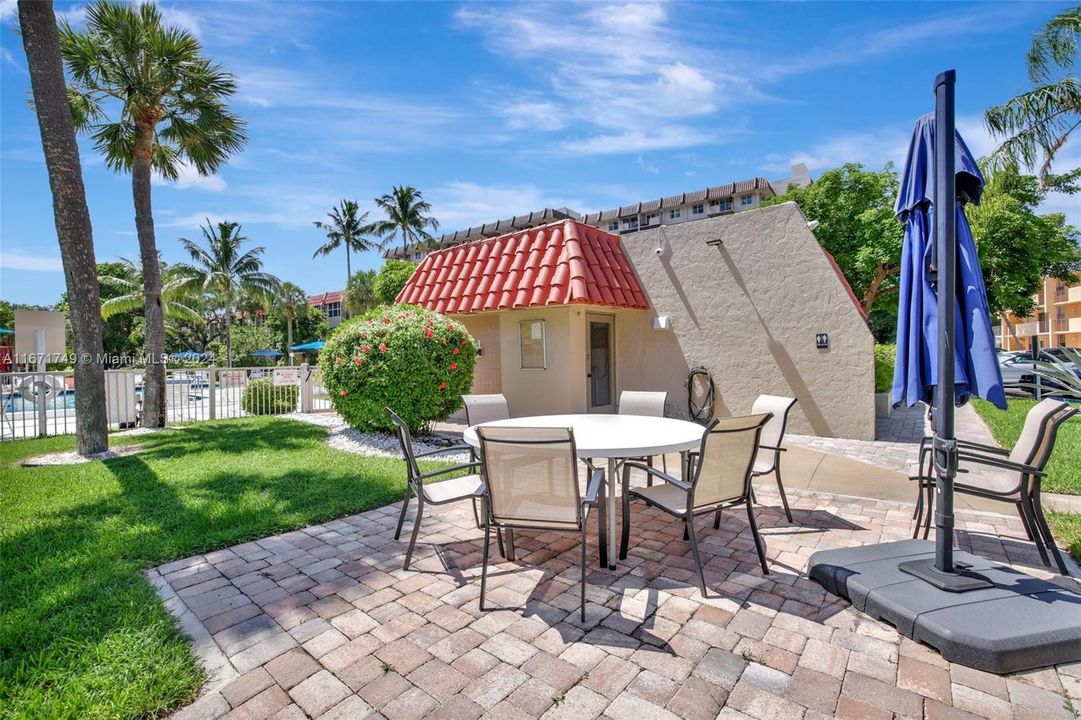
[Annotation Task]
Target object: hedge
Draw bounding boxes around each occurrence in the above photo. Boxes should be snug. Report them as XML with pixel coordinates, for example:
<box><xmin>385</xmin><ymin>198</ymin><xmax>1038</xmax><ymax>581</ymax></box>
<box><xmin>874</xmin><ymin>343</ymin><xmax>896</xmax><ymax>394</ymax></box>
<box><xmin>320</xmin><ymin>305</ymin><xmax>476</xmax><ymax>433</ymax></box>
<box><xmin>240</xmin><ymin>377</ymin><xmax>299</xmax><ymax>415</ymax></box>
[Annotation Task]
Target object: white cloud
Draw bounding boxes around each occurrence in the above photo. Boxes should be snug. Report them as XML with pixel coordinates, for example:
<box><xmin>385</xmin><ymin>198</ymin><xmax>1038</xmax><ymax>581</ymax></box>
<box><xmin>499</xmin><ymin>100</ymin><xmax>566</xmax><ymax>132</ymax></box>
<box><xmin>0</xmin><ymin>250</ymin><xmax>64</xmax><ymax>272</ymax></box>
<box><xmin>1</xmin><ymin>46</ymin><xmax>24</xmax><ymax>73</ymax></box>
<box><xmin>428</xmin><ymin>181</ymin><xmax>583</xmax><ymax>231</ymax></box>
<box><xmin>156</xmin><ymin>4</ymin><xmax>201</xmax><ymax>38</ymax></box>
<box><xmin>456</xmin><ymin>3</ymin><xmax>749</xmax><ymax>152</ymax></box>
<box><xmin>153</xmin><ymin>160</ymin><xmax>227</xmax><ymax>192</ymax></box>
<box><xmin>0</xmin><ymin>0</ymin><xmax>14</xmax><ymax>22</ymax></box>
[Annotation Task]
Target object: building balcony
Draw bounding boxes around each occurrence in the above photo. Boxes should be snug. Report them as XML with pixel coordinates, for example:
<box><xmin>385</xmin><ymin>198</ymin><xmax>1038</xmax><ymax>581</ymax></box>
<box><xmin>1053</xmin><ymin>286</ymin><xmax>1081</xmax><ymax>304</ymax></box>
<box><xmin>1014</xmin><ymin>321</ymin><xmax>1040</xmax><ymax>336</ymax></box>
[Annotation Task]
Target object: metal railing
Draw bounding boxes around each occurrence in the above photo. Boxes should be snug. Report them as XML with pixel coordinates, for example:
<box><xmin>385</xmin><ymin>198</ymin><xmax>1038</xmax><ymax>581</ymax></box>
<box><xmin>1</xmin><ymin>364</ymin><xmax>331</xmax><ymax>441</ymax></box>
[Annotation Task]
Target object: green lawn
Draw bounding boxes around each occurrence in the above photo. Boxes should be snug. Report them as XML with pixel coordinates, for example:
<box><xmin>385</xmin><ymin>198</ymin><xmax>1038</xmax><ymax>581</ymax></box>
<box><xmin>972</xmin><ymin>398</ymin><xmax>1081</xmax><ymax>562</ymax></box>
<box><xmin>0</xmin><ymin>418</ymin><xmax>431</xmax><ymax>720</ymax></box>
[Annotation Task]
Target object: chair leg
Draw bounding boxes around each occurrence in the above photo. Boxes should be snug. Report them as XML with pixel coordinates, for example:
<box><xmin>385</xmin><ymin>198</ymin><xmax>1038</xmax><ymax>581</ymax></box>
<box><xmin>1015</xmin><ymin>501</ymin><xmax>1036</xmax><ymax>541</ymax></box>
<box><xmin>620</xmin><ymin>465</ymin><xmax>631</xmax><ymax>560</ymax></box>
<box><xmin>505</xmin><ymin>529</ymin><xmax>516</xmax><ymax>562</ymax></box>
<box><xmin>922</xmin><ymin>480</ymin><xmax>934</xmax><ymax>540</ymax></box>
<box><xmin>646</xmin><ymin>455</ymin><xmax>654</xmax><ymax>487</ymax></box>
<box><xmin>597</xmin><ymin>482</ymin><xmax>608</xmax><ymax>567</ymax></box>
<box><xmin>580</xmin><ymin>525</ymin><xmax>588</xmax><ymax>622</ymax></box>
<box><xmin>683</xmin><ymin>522</ymin><xmax>689</xmax><ymax>541</ymax></box>
<box><xmin>685</xmin><ymin>513</ymin><xmax>708</xmax><ymax>597</ymax></box>
<box><xmin>774</xmin><ymin>466</ymin><xmax>793</xmax><ymax>523</ymax></box>
<box><xmin>1031</xmin><ymin>493</ymin><xmax>1069</xmax><ymax>576</ymax></box>
<box><xmin>1019</xmin><ymin>496</ymin><xmax>1051</xmax><ymax>568</ymax></box>
<box><xmin>912</xmin><ymin>483</ymin><xmax>923</xmax><ymax>539</ymax></box>
<box><xmin>394</xmin><ymin>486</ymin><xmax>413</xmax><ymax>541</ymax></box>
<box><xmin>713</xmin><ymin>508</ymin><xmax>721</xmax><ymax>530</ymax></box>
<box><xmin>403</xmin><ymin>495</ymin><xmax>424</xmax><ymax>570</ymax></box>
<box><xmin>471</xmin><ymin>497</ymin><xmax>482</xmax><ymax>529</ymax></box>
<box><xmin>479</xmin><ymin>525</ymin><xmax>491</xmax><ymax>611</ymax></box>
<box><xmin>745</xmin><ymin>499</ymin><xmax>769</xmax><ymax>575</ymax></box>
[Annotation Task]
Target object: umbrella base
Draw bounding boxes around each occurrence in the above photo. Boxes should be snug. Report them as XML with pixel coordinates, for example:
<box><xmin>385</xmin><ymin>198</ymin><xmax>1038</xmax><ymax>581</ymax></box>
<box><xmin>808</xmin><ymin>539</ymin><xmax>1081</xmax><ymax>674</ymax></box>
<box><xmin>897</xmin><ymin>558</ymin><xmax>994</xmax><ymax>592</ymax></box>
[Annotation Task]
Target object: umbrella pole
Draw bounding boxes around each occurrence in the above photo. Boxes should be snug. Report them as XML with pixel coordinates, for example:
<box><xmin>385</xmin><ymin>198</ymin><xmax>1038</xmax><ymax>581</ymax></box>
<box><xmin>899</xmin><ymin>70</ymin><xmax>992</xmax><ymax>592</ymax></box>
<box><xmin>932</xmin><ymin>70</ymin><xmax>958</xmax><ymax>575</ymax></box>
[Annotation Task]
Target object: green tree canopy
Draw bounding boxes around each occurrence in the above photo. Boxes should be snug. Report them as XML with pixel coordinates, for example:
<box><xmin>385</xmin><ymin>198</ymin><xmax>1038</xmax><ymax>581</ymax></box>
<box><xmin>343</xmin><ymin>269</ymin><xmax>378</xmax><ymax>315</ymax></box>
<box><xmin>313</xmin><ymin>200</ymin><xmax>381</xmax><ymax>296</ymax></box>
<box><xmin>966</xmin><ymin>162</ymin><xmax>1080</xmax><ymax>320</ymax></box>
<box><xmin>374</xmin><ymin>186</ymin><xmax>439</xmax><ymax>258</ymax></box>
<box><xmin>372</xmin><ymin>260</ymin><xmax>418</xmax><ymax>305</ymax></box>
<box><xmin>762</xmin><ymin>163</ymin><xmax>904</xmax><ymax>314</ymax></box>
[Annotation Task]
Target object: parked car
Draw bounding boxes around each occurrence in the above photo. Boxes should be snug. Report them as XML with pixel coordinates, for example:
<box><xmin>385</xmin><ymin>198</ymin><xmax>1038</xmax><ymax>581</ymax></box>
<box><xmin>998</xmin><ymin>351</ymin><xmax>1027</xmax><ymax>388</ymax></box>
<box><xmin>1016</xmin><ymin>348</ymin><xmax>1081</xmax><ymax>396</ymax></box>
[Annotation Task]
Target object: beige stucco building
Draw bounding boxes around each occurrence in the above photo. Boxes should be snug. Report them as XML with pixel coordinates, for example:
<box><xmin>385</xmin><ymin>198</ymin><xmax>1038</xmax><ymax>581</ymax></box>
<box><xmin>995</xmin><ymin>272</ymin><xmax>1081</xmax><ymax>351</ymax></box>
<box><xmin>398</xmin><ymin>202</ymin><xmax>875</xmax><ymax>440</ymax></box>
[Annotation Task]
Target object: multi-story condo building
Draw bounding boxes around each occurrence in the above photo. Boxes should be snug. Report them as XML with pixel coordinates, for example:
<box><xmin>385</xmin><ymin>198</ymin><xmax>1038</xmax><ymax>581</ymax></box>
<box><xmin>996</xmin><ymin>272</ymin><xmax>1081</xmax><ymax>351</ymax></box>
<box><xmin>384</xmin><ymin>163</ymin><xmax>811</xmax><ymax>261</ymax></box>
<box><xmin>308</xmin><ymin>290</ymin><xmax>344</xmax><ymax>328</ymax></box>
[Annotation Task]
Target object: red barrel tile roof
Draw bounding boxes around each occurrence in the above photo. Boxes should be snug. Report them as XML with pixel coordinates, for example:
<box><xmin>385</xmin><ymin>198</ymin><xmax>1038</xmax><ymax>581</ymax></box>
<box><xmin>396</xmin><ymin>219</ymin><xmax>649</xmax><ymax>314</ymax></box>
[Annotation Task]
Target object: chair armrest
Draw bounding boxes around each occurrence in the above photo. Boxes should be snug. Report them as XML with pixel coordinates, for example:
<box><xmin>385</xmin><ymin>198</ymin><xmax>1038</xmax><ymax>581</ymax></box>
<box><xmin>583</xmin><ymin>468</ymin><xmax>605</xmax><ymax>505</ymax></box>
<box><xmin>919</xmin><ymin>435</ymin><xmax>1008</xmax><ymax>457</ymax></box>
<box><xmin>413</xmin><ymin>444</ymin><xmax>471</xmax><ymax>458</ymax></box>
<box><xmin>623</xmin><ymin>461</ymin><xmax>692</xmax><ymax>492</ymax></box>
<box><xmin>956</xmin><ymin>451</ymin><xmax>1045</xmax><ymax>477</ymax></box>
<box><xmin>414</xmin><ymin>461</ymin><xmax>482</xmax><ymax>481</ymax></box>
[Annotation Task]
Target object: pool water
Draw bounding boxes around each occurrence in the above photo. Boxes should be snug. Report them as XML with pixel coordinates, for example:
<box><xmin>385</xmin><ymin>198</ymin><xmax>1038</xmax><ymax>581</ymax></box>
<box><xmin>3</xmin><ymin>390</ymin><xmax>77</xmax><ymax>412</ymax></box>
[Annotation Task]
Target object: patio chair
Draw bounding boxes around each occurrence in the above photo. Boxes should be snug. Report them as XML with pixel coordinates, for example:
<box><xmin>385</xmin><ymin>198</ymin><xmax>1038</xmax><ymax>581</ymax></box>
<box><xmin>912</xmin><ymin>398</ymin><xmax>1077</xmax><ymax>575</ymax></box>
<box><xmin>620</xmin><ymin>413</ymin><xmax>772</xmax><ymax>595</ymax></box>
<box><xmin>463</xmin><ymin>393</ymin><xmax>511</xmax><ymax>426</ymax></box>
<box><xmin>748</xmin><ymin>395</ymin><xmax>798</xmax><ymax>523</ymax></box>
<box><xmin>386</xmin><ymin>407</ymin><xmax>489</xmax><ymax>571</ymax></box>
<box><xmin>475</xmin><ymin>425</ymin><xmax>606</xmax><ymax>621</ymax></box>
<box><xmin>619</xmin><ymin>390</ymin><xmax>668</xmax><ymax>483</ymax></box>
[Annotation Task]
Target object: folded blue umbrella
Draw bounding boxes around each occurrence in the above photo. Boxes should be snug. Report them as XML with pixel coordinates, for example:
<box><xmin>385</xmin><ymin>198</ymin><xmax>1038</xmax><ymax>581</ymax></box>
<box><xmin>892</xmin><ymin>112</ymin><xmax>1006</xmax><ymax>410</ymax></box>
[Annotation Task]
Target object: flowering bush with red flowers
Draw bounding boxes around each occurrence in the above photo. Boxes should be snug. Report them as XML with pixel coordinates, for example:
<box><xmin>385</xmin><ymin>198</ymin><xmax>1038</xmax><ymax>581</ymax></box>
<box><xmin>320</xmin><ymin>304</ymin><xmax>476</xmax><ymax>433</ymax></box>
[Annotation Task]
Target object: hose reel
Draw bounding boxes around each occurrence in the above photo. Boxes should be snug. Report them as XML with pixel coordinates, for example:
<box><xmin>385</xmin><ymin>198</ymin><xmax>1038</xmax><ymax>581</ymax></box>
<box><xmin>686</xmin><ymin>366</ymin><xmax>715</xmax><ymax>425</ymax></box>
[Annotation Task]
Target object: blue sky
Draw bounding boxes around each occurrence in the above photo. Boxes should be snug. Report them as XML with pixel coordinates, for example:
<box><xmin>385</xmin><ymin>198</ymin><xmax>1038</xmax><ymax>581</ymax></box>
<box><xmin>1</xmin><ymin>1</ymin><xmax>1077</xmax><ymax>306</ymax></box>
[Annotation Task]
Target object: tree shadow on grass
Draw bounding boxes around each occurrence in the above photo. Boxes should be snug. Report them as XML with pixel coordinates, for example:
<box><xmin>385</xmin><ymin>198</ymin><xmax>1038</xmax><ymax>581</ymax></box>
<box><xmin>136</xmin><ymin>417</ymin><xmax>329</xmax><ymax>462</ymax></box>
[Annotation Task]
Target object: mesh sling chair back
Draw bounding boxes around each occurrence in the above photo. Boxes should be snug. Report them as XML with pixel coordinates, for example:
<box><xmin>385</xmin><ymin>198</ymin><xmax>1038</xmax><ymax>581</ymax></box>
<box><xmin>749</xmin><ymin>394</ymin><xmax>798</xmax><ymax>522</ymax></box>
<box><xmin>386</xmin><ymin>407</ymin><xmax>485</xmax><ymax>570</ymax></box>
<box><xmin>476</xmin><ymin>426</ymin><xmax>606</xmax><ymax>621</ymax></box>
<box><xmin>911</xmin><ymin>398</ymin><xmax>1077</xmax><ymax>575</ymax></box>
<box><xmin>618</xmin><ymin>390</ymin><xmax>669</xmax><ymax>483</ymax></box>
<box><xmin>620</xmin><ymin>413</ymin><xmax>772</xmax><ymax>596</ymax></box>
<box><xmin>463</xmin><ymin>393</ymin><xmax>511</xmax><ymax>427</ymax></box>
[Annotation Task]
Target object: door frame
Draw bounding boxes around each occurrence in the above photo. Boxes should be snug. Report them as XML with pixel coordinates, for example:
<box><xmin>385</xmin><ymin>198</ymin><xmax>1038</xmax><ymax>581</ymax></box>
<box><xmin>585</xmin><ymin>313</ymin><xmax>616</xmax><ymax>413</ymax></box>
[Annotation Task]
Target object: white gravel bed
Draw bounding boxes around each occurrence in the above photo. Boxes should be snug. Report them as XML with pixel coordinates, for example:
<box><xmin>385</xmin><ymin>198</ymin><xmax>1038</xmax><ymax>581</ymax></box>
<box><xmin>283</xmin><ymin>412</ymin><xmax>471</xmax><ymax>463</ymax></box>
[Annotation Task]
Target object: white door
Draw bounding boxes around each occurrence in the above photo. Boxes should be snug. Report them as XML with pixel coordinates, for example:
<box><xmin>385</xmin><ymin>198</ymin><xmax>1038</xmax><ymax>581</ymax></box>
<box><xmin>586</xmin><ymin>315</ymin><xmax>615</xmax><ymax>413</ymax></box>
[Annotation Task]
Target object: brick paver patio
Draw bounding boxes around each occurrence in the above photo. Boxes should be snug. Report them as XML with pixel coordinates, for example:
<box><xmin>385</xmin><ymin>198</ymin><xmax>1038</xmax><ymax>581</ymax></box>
<box><xmin>157</xmin><ymin>482</ymin><xmax>1081</xmax><ymax>720</ymax></box>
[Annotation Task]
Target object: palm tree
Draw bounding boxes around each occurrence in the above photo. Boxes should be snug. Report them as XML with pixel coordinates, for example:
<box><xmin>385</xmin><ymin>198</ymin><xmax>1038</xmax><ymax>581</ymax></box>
<box><xmin>19</xmin><ymin>0</ymin><xmax>108</xmax><ymax>455</ymax></box>
<box><xmin>313</xmin><ymin>200</ymin><xmax>380</xmax><ymax>299</ymax></box>
<box><xmin>177</xmin><ymin>221</ymin><xmax>280</xmax><ymax>367</ymax></box>
<box><xmin>99</xmin><ymin>257</ymin><xmax>202</xmax><ymax>324</ymax></box>
<box><xmin>374</xmin><ymin>186</ymin><xmax>440</xmax><ymax>259</ymax></box>
<box><xmin>985</xmin><ymin>7</ymin><xmax>1080</xmax><ymax>192</ymax></box>
<box><xmin>278</xmin><ymin>282</ymin><xmax>307</xmax><ymax>363</ymax></box>
<box><xmin>343</xmin><ymin>269</ymin><xmax>378</xmax><ymax>316</ymax></box>
<box><xmin>59</xmin><ymin>0</ymin><xmax>246</xmax><ymax>427</ymax></box>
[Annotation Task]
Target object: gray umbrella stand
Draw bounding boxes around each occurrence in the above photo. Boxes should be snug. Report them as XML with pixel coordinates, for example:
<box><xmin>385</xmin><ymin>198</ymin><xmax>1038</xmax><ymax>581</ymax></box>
<box><xmin>807</xmin><ymin>70</ymin><xmax>1081</xmax><ymax>675</ymax></box>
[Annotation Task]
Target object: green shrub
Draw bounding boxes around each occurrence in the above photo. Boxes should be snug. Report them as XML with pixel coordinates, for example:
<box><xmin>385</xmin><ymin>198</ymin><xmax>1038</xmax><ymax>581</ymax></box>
<box><xmin>320</xmin><ymin>305</ymin><xmax>476</xmax><ymax>433</ymax></box>
<box><xmin>372</xmin><ymin>260</ymin><xmax>418</xmax><ymax>305</ymax></box>
<box><xmin>874</xmin><ymin>343</ymin><xmax>896</xmax><ymax>394</ymax></box>
<box><xmin>241</xmin><ymin>377</ymin><xmax>298</xmax><ymax>415</ymax></box>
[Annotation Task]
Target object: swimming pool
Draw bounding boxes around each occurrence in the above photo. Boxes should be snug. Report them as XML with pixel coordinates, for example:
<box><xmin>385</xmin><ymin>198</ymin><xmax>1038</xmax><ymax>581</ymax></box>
<box><xmin>3</xmin><ymin>389</ymin><xmax>77</xmax><ymax>412</ymax></box>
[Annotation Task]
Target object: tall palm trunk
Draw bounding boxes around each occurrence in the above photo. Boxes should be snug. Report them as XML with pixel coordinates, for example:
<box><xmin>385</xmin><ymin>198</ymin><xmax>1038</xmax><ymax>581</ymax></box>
<box><xmin>344</xmin><ymin>245</ymin><xmax>352</xmax><ymax>319</ymax></box>
<box><xmin>224</xmin><ymin>295</ymin><xmax>233</xmax><ymax>368</ymax></box>
<box><xmin>19</xmin><ymin>0</ymin><xmax>108</xmax><ymax>454</ymax></box>
<box><xmin>132</xmin><ymin>122</ymin><xmax>166</xmax><ymax>427</ymax></box>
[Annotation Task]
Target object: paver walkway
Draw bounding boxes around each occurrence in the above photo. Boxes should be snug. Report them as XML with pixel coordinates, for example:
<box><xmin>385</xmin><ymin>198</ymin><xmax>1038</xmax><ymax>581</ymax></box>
<box><xmin>158</xmin><ymin>481</ymin><xmax>1081</xmax><ymax>720</ymax></box>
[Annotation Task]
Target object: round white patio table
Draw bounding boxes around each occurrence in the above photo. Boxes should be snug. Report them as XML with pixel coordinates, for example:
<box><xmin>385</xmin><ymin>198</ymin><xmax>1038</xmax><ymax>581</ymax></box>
<box><xmin>463</xmin><ymin>414</ymin><xmax>705</xmax><ymax>569</ymax></box>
